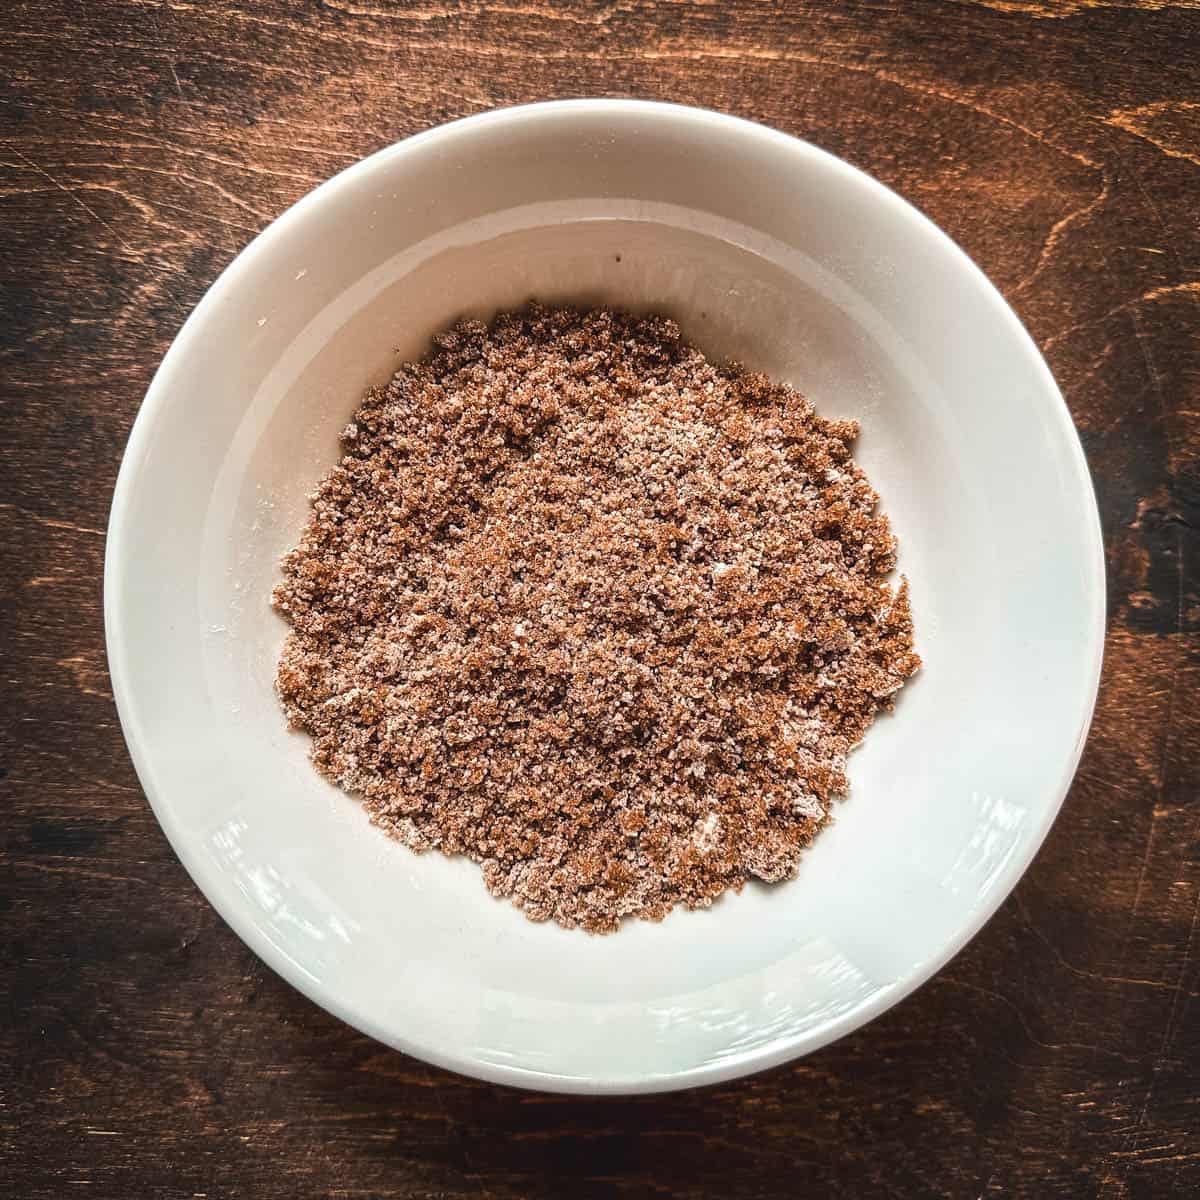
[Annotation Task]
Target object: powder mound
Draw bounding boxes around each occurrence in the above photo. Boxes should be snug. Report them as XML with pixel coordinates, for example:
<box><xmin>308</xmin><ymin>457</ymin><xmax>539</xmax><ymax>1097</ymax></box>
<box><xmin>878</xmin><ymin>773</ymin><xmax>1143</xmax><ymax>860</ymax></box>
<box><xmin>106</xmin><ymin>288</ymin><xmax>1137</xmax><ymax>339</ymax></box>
<box><xmin>273</xmin><ymin>305</ymin><xmax>920</xmax><ymax>932</ymax></box>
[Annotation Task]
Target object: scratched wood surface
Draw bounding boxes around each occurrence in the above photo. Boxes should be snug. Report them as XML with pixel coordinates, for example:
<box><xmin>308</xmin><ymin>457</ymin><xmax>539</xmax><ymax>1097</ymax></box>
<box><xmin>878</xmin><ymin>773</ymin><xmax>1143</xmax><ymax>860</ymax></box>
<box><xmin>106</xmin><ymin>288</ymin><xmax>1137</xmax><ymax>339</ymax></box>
<box><xmin>2</xmin><ymin>1</ymin><xmax>1198</xmax><ymax>1196</ymax></box>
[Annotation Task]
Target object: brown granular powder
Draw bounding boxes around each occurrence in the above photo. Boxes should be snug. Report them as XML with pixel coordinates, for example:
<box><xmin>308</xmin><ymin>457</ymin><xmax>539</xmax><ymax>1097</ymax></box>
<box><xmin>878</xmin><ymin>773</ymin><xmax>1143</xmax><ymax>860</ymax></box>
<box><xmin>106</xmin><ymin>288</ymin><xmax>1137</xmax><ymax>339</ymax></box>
<box><xmin>273</xmin><ymin>305</ymin><xmax>920</xmax><ymax>932</ymax></box>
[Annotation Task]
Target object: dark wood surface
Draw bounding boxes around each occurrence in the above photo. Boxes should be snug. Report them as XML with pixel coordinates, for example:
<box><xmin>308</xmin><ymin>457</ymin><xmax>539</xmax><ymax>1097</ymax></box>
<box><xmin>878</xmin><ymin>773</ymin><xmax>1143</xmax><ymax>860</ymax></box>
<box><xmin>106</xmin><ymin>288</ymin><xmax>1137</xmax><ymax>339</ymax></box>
<box><xmin>3</xmin><ymin>1</ymin><xmax>1198</xmax><ymax>1196</ymax></box>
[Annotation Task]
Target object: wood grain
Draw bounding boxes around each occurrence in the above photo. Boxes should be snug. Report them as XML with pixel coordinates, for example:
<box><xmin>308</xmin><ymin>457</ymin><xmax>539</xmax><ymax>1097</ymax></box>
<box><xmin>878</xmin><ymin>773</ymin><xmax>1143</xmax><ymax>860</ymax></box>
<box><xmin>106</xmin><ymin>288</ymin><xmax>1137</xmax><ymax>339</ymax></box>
<box><xmin>2</xmin><ymin>1</ymin><xmax>1198</xmax><ymax>1196</ymax></box>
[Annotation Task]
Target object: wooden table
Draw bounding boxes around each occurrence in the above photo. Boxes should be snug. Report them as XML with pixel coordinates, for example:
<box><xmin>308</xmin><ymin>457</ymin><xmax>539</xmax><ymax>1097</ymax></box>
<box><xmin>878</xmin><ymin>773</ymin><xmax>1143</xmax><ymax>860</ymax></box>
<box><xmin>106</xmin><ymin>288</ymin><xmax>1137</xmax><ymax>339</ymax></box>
<box><xmin>3</xmin><ymin>2</ymin><xmax>1197</xmax><ymax>1195</ymax></box>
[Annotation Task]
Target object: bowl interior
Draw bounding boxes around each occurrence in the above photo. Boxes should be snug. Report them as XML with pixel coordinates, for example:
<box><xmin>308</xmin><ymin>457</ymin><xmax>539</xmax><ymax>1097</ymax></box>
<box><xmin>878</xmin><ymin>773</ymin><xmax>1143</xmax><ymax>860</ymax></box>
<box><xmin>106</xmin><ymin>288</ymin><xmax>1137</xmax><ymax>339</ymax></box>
<box><xmin>107</xmin><ymin>102</ymin><xmax>1103</xmax><ymax>1092</ymax></box>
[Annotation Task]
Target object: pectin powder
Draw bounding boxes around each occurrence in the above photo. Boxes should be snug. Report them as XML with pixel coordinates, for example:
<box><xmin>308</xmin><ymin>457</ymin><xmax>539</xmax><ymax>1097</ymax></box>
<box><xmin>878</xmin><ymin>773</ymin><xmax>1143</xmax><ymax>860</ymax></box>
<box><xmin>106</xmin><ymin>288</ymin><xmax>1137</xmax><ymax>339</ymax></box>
<box><xmin>274</xmin><ymin>306</ymin><xmax>919</xmax><ymax>932</ymax></box>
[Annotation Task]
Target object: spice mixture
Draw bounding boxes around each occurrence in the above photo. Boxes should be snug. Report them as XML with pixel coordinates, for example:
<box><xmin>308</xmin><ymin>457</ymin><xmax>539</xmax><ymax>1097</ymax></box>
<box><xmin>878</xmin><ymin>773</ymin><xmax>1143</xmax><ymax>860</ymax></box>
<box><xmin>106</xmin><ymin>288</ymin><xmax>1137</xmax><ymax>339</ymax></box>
<box><xmin>274</xmin><ymin>305</ymin><xmax>919</xmax><ymax>932</ymax></box>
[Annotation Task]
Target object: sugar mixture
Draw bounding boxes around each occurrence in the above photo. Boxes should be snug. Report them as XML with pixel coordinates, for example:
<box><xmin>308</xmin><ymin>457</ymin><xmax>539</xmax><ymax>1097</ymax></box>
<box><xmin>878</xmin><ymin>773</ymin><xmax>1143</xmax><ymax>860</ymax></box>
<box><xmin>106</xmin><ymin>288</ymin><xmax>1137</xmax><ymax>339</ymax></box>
<box><xmin>274</xmin><ymin>305</ymin><xmax>919</xmax><ymax>932</ymax></box>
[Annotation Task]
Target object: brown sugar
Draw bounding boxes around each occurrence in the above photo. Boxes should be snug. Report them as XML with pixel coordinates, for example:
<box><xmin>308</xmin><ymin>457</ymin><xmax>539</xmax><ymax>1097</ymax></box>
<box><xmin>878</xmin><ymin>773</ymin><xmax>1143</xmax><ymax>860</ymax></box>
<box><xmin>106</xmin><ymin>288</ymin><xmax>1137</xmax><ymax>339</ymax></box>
<box><xmin>273</xmin><ymin>305</ymin><xmax>920</xmax><ymax>932</ymax></box>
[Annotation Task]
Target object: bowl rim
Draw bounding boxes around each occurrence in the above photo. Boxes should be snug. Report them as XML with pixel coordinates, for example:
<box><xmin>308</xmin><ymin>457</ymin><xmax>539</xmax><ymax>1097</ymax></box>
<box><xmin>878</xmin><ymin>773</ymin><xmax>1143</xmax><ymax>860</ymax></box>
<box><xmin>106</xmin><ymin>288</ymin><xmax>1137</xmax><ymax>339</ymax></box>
<box><xmin>104</xmin><ymin>98</ymin><xmax>1107</xmax><ymax>1094</ymax></box>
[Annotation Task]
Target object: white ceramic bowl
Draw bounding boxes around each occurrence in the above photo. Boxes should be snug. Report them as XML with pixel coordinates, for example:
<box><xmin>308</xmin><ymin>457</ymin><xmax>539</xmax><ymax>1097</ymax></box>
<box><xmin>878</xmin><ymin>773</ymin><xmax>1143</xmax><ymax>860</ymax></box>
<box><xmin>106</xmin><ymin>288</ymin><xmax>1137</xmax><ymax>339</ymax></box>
<box><xmin>106</xmin><ymin>100</ymin><xmax>1104</xmax><ymax>1094</ymax></box>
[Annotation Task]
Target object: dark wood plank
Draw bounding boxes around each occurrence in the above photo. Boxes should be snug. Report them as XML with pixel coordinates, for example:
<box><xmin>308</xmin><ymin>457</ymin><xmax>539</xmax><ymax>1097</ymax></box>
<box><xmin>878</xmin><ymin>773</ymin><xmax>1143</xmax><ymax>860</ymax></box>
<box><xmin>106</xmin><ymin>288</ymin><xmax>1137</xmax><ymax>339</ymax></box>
<box><xmin>2</xmin><ymin>1</ymin><xmax>1197</xmax><ymax>1196</ymax></box>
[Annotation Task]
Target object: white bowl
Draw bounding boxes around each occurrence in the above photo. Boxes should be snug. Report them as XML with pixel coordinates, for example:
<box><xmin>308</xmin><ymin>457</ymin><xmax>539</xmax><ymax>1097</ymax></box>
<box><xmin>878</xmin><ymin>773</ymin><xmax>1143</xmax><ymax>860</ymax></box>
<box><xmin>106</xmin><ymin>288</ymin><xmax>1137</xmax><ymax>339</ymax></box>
<box><xmin>106</xmin><ymin>100</ymin><xmax>1104</xmax><ymax>1094</ymax></box>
